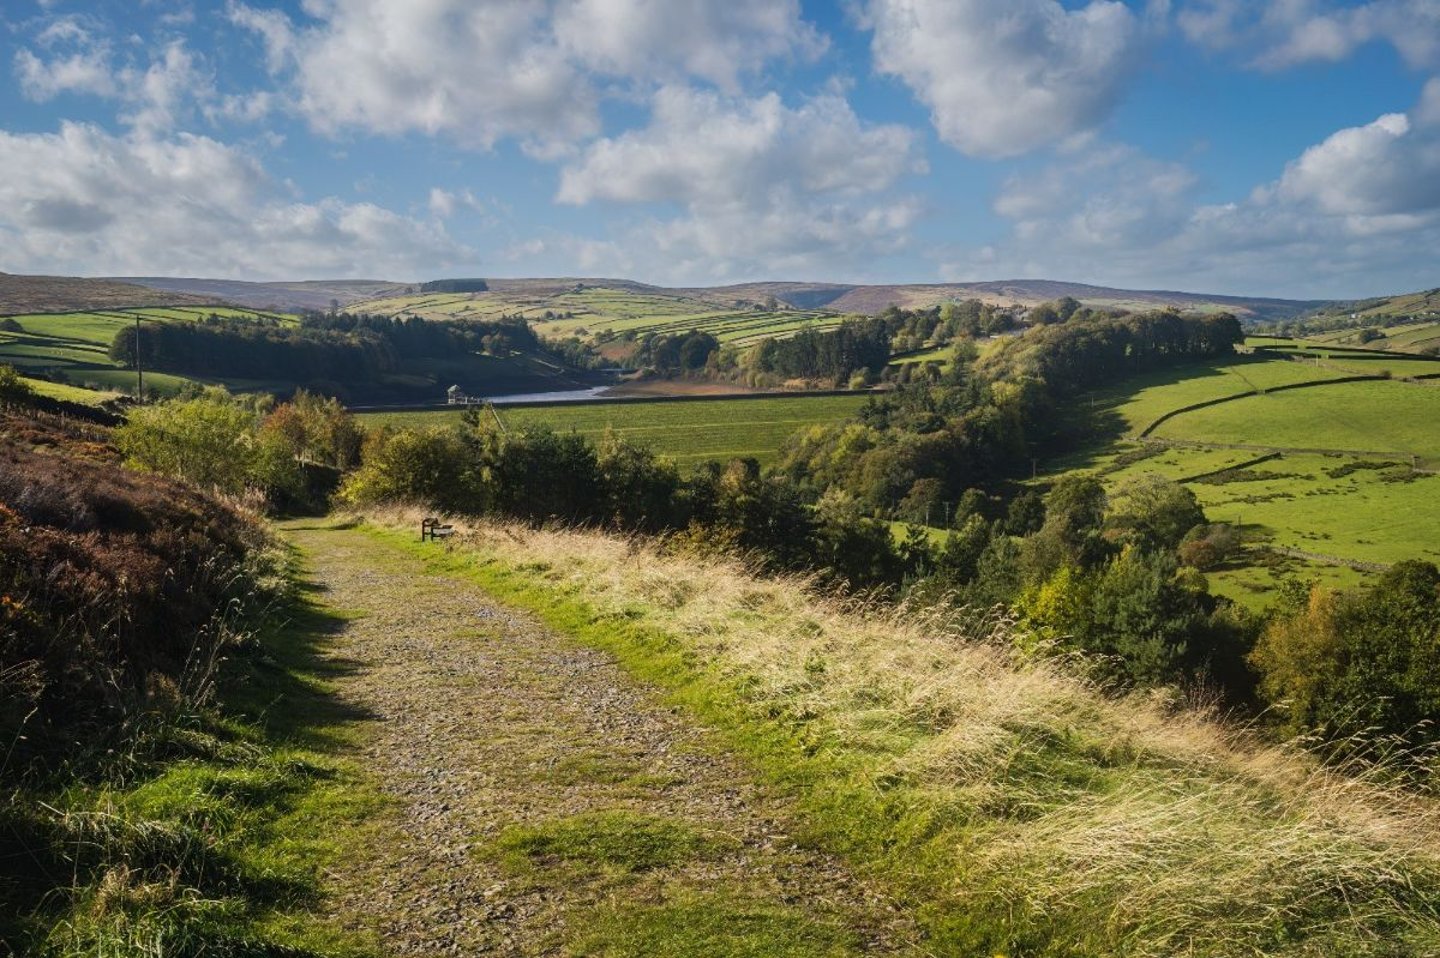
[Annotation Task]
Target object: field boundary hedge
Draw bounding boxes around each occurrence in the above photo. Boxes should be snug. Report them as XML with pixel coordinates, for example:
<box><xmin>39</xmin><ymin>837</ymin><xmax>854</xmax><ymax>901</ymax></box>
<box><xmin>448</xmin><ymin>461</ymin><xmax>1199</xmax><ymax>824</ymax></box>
<box><xmin>0</xmin><ymin>393</ymin><xmax>121</xmax><ymax>424</ymax></box>
<box><xmin>1142</xmin><ymin>435</ymin><xmax>1420</xmax><ymax>461</ymax></box>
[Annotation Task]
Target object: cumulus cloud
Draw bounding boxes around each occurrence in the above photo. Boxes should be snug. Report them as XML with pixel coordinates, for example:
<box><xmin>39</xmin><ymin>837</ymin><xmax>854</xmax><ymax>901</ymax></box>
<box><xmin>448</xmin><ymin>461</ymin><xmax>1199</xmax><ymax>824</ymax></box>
<box><xmin>230</xmin><ymin>0</ymin><xmax>823</xmax><ymax>152</ymax></box>
<box><xmin>861</xmin><ymin>0</ymin><xmax>1145</xmax><ymax>158</ymax></box>
<box><xmin>0</xmin><ymin>124</ymin><xmax>471</xmax><ymax>279</ymax></box>
<box><xmin>428</xmin><ymin>187</ymin><xmax>486</xmax><ymax>219</ymax></box>
<box><xmin>1274</xmin><ymin>111</ymin><xmax>1440</xmax><ymax>217</ymax></box>
<box><xmin>558</xmin><ymin>87</ymin><xmax>921</xmax><ymax>204</ymax></box>
<box><xmin>553</xmin><ymin>0</ymin><xmax>824</xmax><ymax>91</ymax></box>
<box><xmin>13</xmin><ymin>22</ymin><xmax>229</xmax><ymax>134</ymax></box>
<box><xmin>992</xmin><ymin>144</ymin><xmax>1199</xmax><ymax>249</ymax></box>
<box><xmin>551</xmin><ymin>86</ymin><xmax>924</xmax><ymax>282</ymax></box>
<box><xmin>1179</xmin><ymin>0</ymin><xmax>1440</xmax><ymax>70</ymax></box>
<box><xmin>953</xmin><ymin>80</ymin><xmax>1440</xmax><ymax>297</ymax></box>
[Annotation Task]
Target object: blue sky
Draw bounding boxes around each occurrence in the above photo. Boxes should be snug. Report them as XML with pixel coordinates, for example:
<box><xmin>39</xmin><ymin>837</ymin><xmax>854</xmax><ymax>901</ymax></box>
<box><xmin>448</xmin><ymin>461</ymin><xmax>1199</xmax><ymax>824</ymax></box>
<box><xmin>1</xmin><ymin>0</ymin><xmax>1438</xmax><ymax>298</ymax></box>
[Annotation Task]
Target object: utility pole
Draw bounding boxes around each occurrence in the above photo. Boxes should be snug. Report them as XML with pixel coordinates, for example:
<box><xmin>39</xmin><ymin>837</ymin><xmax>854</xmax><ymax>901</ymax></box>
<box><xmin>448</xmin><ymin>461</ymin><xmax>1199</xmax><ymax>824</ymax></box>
<box><xmin>134</xmin><ymin>316</ymin><xmax>143</xmax><ymax>400</ymax></box>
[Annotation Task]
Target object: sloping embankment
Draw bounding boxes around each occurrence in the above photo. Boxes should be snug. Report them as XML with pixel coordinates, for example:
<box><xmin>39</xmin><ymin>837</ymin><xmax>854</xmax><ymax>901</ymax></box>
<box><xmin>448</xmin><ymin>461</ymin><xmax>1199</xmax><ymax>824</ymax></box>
<box><xmin>357</xmin><ymin>509</ymin><xmax>1440</xmax><ymax>958</ymax></box>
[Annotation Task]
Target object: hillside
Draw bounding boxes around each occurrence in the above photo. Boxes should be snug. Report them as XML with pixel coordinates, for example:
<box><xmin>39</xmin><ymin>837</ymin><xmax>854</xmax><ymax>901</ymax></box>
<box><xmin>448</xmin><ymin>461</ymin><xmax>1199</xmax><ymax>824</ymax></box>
<box><xmin>718</xmin><ymin>278</ymin><xmax>1325</xmax><ymax>320</ymax></box>
<box><xmin>1042</xmin><ymin>340</ymin><xmax>1440</xmax><ymax>605</ymax></box>
<box><xmin>1302</xmin><ymin>287</ymin><xmax>1440</xmax><ymax>324</ymax></box>
<box><xmin>115</xmin><ymin>276</ymin><xmax>411</xmax><ymax>312</ymax></box>
<box><xmin>113</xmin><ymin>273</ymin><xmax>1325</xmax><ymax>324</ymax></box>
<box><xmin>0</xmin><ymin>271</ymin><xmax>211</xmax><ymax>313</ymax></box>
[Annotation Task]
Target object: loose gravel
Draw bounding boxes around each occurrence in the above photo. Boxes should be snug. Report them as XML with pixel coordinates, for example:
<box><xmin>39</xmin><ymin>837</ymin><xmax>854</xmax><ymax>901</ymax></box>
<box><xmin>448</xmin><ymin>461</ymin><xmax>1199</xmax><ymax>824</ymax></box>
<box><xmin>285</xmin><ymin>524</ymin><xmax>917</xmax><ymax>956</ymax></box>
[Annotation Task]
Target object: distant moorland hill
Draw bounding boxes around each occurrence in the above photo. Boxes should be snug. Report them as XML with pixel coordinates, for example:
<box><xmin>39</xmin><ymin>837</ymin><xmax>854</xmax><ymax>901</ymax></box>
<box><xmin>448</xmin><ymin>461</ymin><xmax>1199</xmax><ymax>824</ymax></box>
<box><xmin>113</xmin><ymin>276</ymin><xmax>411</xmax><ymax>313</ymax></box>
<box><xmin>113</xmin><ymin>274</ymin><xmax>1327</xmax><ymax>322</ymax></box>
<box><xmin>0</xmin><ymin>271</ymin><xmax>210</xmax><ymax>314</ymax></box>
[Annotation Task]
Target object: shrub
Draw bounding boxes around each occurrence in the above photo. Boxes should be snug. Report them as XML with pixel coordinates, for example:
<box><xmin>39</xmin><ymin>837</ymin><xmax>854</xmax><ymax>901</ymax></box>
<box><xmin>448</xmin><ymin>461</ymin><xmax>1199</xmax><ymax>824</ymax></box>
<box><xmin>0</xmin><ymin>362</ymin><xmax>34</xmax><ymax>401</ymax></box>
<box><xmin>1250</xmin><ymin>561</ymin><xmax>1440</xmax><ymax>754</ymax></box>
<box><xmin>116</xmin><ymin>389</ymin><xmax>307</xmax><ymax>506</ymax></box>
<box><xmin>0</xmin><ymin>411</ymin><xmax>271</xmax><ymax>765</ymax></box>
<box><xmin>338</xmin><ymin>426</ymin><xmax>472</xmax><ymax>510</ymax></box>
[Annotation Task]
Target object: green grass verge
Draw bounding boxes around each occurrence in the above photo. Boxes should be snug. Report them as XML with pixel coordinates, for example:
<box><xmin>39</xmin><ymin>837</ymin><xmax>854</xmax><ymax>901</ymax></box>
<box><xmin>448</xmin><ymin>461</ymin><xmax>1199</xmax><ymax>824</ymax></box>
<box><xmin>490</xmin><ymin>811</ymin><xmax>727</xmax><ymax>875</ymax></box>
<box><xmin>6</xmin><ymin>554</ymin><xmax>382</xmax><ymax>957</ymax></box>
<box><xmin>569</xmin><ymin>891</ymin><xmax>858</xmax><ymax>957</ymax></box>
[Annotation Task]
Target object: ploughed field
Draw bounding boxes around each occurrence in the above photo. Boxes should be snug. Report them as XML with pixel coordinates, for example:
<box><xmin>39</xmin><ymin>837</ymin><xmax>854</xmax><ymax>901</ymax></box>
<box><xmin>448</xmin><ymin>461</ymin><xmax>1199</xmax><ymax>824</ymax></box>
<box><xmin>357</xmin><ymin>393</ymin><xmax>872</xmax><ymax>466</ymax></box>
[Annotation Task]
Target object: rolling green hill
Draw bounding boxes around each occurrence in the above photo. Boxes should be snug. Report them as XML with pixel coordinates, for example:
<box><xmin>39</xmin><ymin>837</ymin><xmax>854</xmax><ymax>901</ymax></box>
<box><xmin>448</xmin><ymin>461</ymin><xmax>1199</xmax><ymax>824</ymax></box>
<box><xmin>1042</xmin><ymin>343</ymin><xmax>1440</xmax><ymax>606</ymax></box>
<box><xmin>0</xmin><ymin>306</ymin><xmax>299</xmax><ymax>397</ymax></box>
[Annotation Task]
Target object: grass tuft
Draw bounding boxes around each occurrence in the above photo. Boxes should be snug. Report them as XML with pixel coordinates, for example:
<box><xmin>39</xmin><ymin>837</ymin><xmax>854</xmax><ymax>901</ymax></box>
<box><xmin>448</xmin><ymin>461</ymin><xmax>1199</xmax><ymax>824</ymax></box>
<box><xmin>491</xmin><ymin>810</ymin><xmax>724</xmax><ymax>874</ymax></box>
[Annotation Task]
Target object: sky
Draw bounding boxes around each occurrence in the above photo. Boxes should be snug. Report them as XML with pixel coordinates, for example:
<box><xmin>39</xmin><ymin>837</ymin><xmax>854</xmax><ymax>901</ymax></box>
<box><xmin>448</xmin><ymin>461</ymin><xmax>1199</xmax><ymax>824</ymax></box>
<box><xmin>1</xmin><ymin>1</ymin><xmax>1438</xmax><ymax>298</ymax></box>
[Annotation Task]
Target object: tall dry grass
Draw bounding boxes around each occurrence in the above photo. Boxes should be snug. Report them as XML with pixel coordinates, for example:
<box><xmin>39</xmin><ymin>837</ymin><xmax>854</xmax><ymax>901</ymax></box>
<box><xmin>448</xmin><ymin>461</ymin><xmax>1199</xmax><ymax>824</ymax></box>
<box><xmin>369</xmin><ymin>505</ymin><xmax>1440</xmax><ymax>955</ymax></box>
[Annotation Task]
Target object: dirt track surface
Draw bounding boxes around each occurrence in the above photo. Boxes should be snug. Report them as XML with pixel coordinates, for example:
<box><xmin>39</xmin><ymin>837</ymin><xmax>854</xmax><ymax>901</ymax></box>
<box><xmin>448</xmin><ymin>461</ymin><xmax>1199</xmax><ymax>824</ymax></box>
<box><xmin>284</xmin><ymin>523</ymin><xmax>915</xmax><ymax>956</ymax></box>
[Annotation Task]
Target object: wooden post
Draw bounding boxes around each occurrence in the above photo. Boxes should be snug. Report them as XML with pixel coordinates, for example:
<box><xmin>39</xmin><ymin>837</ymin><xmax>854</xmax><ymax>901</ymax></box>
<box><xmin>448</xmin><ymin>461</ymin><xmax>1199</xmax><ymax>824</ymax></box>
<box><xmin>135</xmin><ymin>317</ymin><xmax>143</xmax><ymax>400</ymax></box>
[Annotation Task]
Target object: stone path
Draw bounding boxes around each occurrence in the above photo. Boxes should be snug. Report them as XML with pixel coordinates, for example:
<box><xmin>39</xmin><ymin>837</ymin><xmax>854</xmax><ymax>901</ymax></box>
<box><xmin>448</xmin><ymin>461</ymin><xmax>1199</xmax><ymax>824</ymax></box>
<box><xmin>284</xmin><ymin>523</ymin><xmax>917</xmax><ymax>956</ymax></box>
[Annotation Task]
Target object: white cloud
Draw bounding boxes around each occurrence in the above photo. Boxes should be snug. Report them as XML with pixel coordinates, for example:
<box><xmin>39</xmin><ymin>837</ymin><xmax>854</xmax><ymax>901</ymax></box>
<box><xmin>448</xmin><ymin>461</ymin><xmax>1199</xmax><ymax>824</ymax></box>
<box><xmin>428</xmin><ymin>187</ymin><xmax>486</xmax><ymax>219</ymax></box>
<box><xmin>1275</xmin><ymin>112</ymin><xmax>1440</xmax><ymax>217</ymax></box>
<box><xmin>0</xmin><ymin>123</ymin><xmax>472</xmax><ymax>279</ymax></box>
<box><xmin>230</xmin><ymin>0</ymin><xmax>824</xmax><ymax>153</ymax></box>
<box><xmin>14</xmin><ymin>22</ymin><xmax>223</xmax><ymax>134</ymax></box>
<box><xmin>14</xmin><ymin>47</ymin><xmax>117</xmax><ymax>100</ymax></box>
<box><xmin>553</xmin><ymin>0</ymin><xmax>824</xmax><ymax>90</ymax></box>
<box><xmin>558</xmin><ymin>87</ymin><xmax>921</xmax><ymax>205</ymax></box>
<box><xmin>117</xmin><ymin>40</ymin><xmax>209</xmax><ymax>134</ymax></box>
<box><xmin>993</xmin><ymin>143</ymin><xmax>1199</xmax><ymax>247</ymax></box>
<box><xmin>551</xmin><ymin>86</ymin><xmax>924</xmax><ymax>282</ymax></box>
<box><xmin>957</xmin><ymin>81</ymin><xmax>1440</xmax><ymax>297</ymax></box>
<box><xmin>861</xmin><ymin>0</ymin><xmax>1145</xmax><ymax>158</ymax></box>
<box><xmin>1179</xmin><ymin>0</ymin><xmax>1440</xmax><ymax>70</ymax></box>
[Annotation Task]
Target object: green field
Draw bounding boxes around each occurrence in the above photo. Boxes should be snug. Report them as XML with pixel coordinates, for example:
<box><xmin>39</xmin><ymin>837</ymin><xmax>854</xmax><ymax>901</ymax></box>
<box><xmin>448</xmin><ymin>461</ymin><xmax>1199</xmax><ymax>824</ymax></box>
<box><xmin>1088</xmin><ymin>350</ymin><xmax>1355</xmax><ymax>437</ymax></box>
<box><xmin>887</xmin><ymin>344</ymin><xmax>953</xmax><ymax>367</ymax></box>
<box><xmin>352</xmin><ymin>285</ymin><xmax>847</xmax><ymax>346</ymax></box>
<box><xmin>358</xmin><ymin>393</ymin><xmax>872</xmax><ymax>466</ymax></box>
<box><xmin>0</xmin><ymin>305</ymin><xmax>295</xmax><ymax>398</ymax></box>
<box><xmin>1152</xmin><ymin>379</ymin><xmax>1440</xmax><ymax>464</ymax></box>
<box><xmin>1046</xmin><ymin>353</ymin><xmax>1440</xmax><ymax>608</ymax></box>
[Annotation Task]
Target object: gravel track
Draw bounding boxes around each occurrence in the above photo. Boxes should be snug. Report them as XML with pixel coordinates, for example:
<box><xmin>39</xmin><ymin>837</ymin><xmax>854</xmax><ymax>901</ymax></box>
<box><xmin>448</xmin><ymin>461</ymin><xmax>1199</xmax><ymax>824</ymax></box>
<box><xmin>285</xmin><ymin>524</ymin><xmax>916</xmax><ymax>956</ymax></box>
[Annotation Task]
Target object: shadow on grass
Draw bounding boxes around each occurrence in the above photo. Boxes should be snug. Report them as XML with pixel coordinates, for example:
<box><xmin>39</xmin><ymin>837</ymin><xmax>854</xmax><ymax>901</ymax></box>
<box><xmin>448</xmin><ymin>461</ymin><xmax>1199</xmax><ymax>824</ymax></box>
<box><xmin>1</xmin><ymin>550</ymin><xmax>380</xmax><ymax>955</ymax></box>
<box><xmin>223</xmin><ymin>562</ymin><xmax>376</xmax><ymax>752</ymax></box>
<box><xmin>1039</xmin><ymin>356</ymin><xmax>1269</xmax><ymax>477</ymax></box>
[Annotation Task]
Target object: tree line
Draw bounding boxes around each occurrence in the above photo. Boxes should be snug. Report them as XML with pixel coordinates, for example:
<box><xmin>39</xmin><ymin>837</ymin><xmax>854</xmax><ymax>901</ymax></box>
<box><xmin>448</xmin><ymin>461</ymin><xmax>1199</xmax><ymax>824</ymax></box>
<box><xmin>108</xmin><ymin>313</ymin><xmax>569</xmax><ymax>384</ymax></box>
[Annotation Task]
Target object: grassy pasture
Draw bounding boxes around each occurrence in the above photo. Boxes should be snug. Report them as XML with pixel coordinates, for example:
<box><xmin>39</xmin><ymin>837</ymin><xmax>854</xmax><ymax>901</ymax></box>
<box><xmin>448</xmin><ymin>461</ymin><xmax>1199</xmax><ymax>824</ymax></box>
<box><xmin>1374</xmin><ymin>321</ymin><xmax>1440</xmax><ymax>351</ymax></box>
<box><xmin>358</xmin><ymin>393</ymin><xmax>871</xmax><ymax>466</ymax></box>
<box><xmin>1044</xmin><ymin>349</ymin><xmax>1440</xmax><ymax>605</ymax></box>
<box><xmin>353</xmin><ymin>285</ymin><xmax>847</xmax><ymax>346</ymax></box>
<box><xmin>0</xmin><ymin>305</ymin><xmax>298</xmax><ymax>398</ymax></box>
<box><xmin>1152</xmin><ymin>378</ymin><xmax>1440</xmax><ymax>464</ymax></box>
<box><xmin>888</xmin><ymin>344</ymin><xmax>953</xmax><ymax>366</ymax></box>
<box><xmin>1085</xmin><ymin>351</ymin><xmax>1354</xmax><ymax>437</ymax></box>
